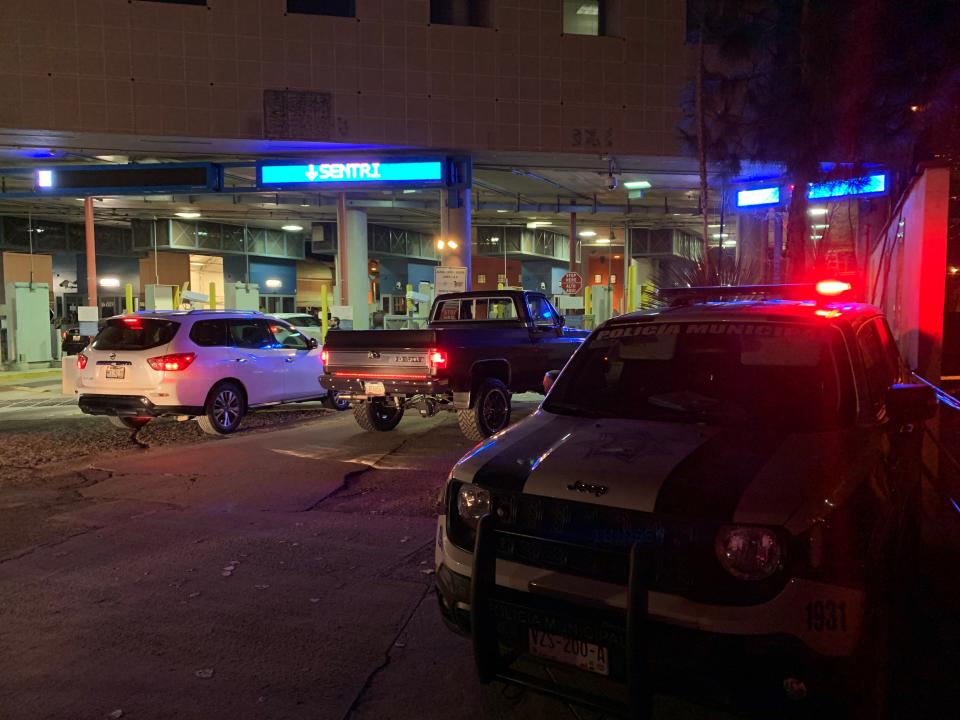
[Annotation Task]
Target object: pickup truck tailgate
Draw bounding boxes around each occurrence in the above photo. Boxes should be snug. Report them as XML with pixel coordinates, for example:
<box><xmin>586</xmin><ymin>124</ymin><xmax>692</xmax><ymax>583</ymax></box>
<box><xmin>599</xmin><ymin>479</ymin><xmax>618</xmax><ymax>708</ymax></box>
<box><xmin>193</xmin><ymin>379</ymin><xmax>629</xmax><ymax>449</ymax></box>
<box><xmin>324</xmin><ymin>329</ymin><xmax>437</xmax><ymax>378</ymax></box>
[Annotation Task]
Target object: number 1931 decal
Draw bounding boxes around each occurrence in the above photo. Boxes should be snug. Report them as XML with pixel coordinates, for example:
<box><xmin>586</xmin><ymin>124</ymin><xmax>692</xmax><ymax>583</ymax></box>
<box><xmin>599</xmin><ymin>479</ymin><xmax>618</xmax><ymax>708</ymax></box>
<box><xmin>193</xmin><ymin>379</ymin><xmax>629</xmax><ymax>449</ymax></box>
<box><xmin>805</xmin><ymin>601</ymin><xmax>847</xmax><ymax>632</ymax></box>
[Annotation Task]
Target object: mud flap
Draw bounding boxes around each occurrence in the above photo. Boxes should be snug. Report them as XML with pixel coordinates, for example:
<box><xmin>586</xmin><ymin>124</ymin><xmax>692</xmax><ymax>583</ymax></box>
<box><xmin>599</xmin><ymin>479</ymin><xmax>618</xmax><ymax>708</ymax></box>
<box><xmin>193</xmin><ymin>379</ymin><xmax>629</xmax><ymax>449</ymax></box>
<box><xmin>469</xmin><ymin>513</ymin><xmax>652</xmax><ymax>719</ymax></box>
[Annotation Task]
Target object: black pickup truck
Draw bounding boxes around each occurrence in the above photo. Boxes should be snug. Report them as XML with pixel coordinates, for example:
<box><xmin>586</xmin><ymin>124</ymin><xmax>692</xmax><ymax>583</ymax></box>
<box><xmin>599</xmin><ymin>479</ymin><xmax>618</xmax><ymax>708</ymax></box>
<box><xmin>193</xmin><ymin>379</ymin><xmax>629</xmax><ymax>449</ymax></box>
<box><xmin>320</xmin><ymin>290</ymin><xmax>588</xmax><ymax>440</ymax></box>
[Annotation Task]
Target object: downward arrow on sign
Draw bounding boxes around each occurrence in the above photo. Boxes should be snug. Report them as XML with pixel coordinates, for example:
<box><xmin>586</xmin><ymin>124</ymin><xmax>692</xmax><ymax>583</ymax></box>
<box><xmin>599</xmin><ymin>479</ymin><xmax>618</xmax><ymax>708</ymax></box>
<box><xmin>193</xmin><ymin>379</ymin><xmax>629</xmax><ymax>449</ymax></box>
<box><xmin>305</xmin><ymin>164</ymin><xmax>319</xmax><ymax>181</ymax></box>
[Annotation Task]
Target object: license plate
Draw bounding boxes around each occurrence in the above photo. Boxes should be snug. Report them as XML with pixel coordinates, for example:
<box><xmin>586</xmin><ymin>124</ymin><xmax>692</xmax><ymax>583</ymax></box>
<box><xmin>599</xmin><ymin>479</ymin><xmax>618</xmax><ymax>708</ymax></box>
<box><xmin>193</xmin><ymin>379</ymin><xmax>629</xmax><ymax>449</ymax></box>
<box><xmin>72</xmin><ymin>335</ymin><xmax>81</xmax><ymax>341</ymax></box>
<box><xmin>105</xmin><ymin>366</ymin><xmax>125</xmax><ymax>379</ymax></box>
<box><xmin>364</xmin><ymin>381</ymin><xmax>386</xmax><ymax>396</ymax></box>
<box><xmin>528</xmin><ymin>629</ymin><xmax>609</xmax><ymax>676</ymax></box>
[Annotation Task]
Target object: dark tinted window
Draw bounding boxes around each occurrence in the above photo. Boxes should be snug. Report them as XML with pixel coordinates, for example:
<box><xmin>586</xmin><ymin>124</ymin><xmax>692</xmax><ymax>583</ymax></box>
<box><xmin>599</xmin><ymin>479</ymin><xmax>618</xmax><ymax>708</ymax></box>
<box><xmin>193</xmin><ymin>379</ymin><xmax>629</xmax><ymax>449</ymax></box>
<box><xmin>268</xmin><ymin>322</ymin><xmax>310</xmax><ymax>350</ymax></box>
<box><xmin>93</xmin><ymin>318</ymin><xmax>179</xmax><ymax>351</ymax></box>
<box><xmin>287</xmin><ymin>0</ymin><xmax>355</xmax><ymax>16</ymax></box>
<box><xmin>430</xmin><ymin>0</ymin><xmax>493</xmax><ymax>27</ymax></box>
<box><xmin>189</xmin><ymin>320</ymin><xmax>229</xmax><ymax>347</ymax></box>
<box><xmin>228</xmin><ymin>320</ymin><xmax>274</xmax><ymax>349</ymax></box>
<box><xmin>858</xmin><ymin>319</ymin><xmax>899</xmax><ymax>416</ymax></box>
<box><xmin>288</xmin><ymin>315</ymin><xmax>321</xmax><ymax>327</ymax></box>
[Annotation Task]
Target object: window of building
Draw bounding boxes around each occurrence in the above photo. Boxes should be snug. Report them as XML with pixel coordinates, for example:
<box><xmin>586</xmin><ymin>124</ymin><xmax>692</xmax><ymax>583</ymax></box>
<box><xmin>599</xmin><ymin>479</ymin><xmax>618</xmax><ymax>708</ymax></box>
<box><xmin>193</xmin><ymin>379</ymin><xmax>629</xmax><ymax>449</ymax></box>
<box><xmin>477</xmin><ymin>274</ymin><xmax>487</xmax><ymax>284</ymax></box>
<box><xmin>286</xmin><ymin>0</ymin><xmax>355</xmax><ymax>17</ymax></box>
<box><xmin>563</xmin><ymin>1</ymin><xmax>602</xmax><ymax>36</ymax></box>
<box><xmin>138</xmin><ymin>0</ymin><xmax>206</xmax><ymax>5</ymax></box>
<box><xmin>430</xmin><ymin>0</ymin><xmax>493</xmax><ymax>27</ymax></box>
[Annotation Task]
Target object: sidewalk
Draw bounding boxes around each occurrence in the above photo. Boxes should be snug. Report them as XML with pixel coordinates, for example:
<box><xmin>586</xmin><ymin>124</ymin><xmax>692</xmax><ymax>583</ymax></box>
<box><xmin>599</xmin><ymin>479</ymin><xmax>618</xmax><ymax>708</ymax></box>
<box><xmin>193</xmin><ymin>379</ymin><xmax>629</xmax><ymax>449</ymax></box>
<box><xmin>0</xmin><ymin>367</ymin><xmax>62</xmax><ymax>386</ymax></box>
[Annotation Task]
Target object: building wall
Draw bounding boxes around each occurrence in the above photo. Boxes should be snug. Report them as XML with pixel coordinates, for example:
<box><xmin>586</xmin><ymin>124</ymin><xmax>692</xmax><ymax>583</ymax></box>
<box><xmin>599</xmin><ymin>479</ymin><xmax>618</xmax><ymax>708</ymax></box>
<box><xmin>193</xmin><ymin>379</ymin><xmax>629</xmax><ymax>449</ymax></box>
<box><xmin>139</xmin><ymin>251</ymin><xmax>190</xmax><ymax>288</ymax></box>
<box><xmin>0</xmin><ymin>252</ymin><xmax>54</xmax><ymax>303</ymax></box>
<box><xmin>0</xmin><ymin>0</ymin><xmax>689</xmax><ymax>155</ymax></box>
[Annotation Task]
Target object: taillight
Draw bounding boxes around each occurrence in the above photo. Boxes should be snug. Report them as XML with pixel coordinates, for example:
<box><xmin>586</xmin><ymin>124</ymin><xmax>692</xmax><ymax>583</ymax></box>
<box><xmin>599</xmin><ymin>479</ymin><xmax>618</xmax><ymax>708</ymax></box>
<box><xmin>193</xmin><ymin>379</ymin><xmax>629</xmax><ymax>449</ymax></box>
<box><xmin>77</xmin><ymin>353</ymin><xmax>88</xmax><ymax>370</ymax></box>
<box><xmin>428</xmin><ymin>348</ymin><xmax>448</xmax><ymax>371</ymax></box>
<box><xmin>321</xmin><ymin>349</ymin><xmax>329</xmax><ymax>365</ymax></box>
<box><xmin>147</xmin><ymin>352</ymin><xmax>196</xmax><ymax>372</ymax></box>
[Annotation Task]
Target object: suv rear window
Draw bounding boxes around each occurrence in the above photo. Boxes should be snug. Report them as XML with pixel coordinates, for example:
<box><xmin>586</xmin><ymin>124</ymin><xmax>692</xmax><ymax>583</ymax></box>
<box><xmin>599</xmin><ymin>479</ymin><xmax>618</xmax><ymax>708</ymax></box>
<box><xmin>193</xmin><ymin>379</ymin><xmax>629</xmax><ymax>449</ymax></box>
<box><xmin>92</xmin><ymin>318</ymin><xmax>179</xmax><ymax>351</ymax></box>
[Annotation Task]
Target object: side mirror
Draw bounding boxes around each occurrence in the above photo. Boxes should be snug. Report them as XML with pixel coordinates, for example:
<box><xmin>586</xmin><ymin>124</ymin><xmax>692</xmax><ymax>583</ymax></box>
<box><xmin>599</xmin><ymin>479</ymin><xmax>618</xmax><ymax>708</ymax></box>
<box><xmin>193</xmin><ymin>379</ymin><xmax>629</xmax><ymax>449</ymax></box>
<box><xmin>543</xmin><ymin>369</ymin><xmax>561</xmax><ymax>394</ymax></box>
<box><xmin>308</xmin><ymin>337</ymin><xmax>319</xmax><ymax>350</ymax></box>
<box><xmin>885</xmin><ymin>383</ymin><xmax>937</xmax><ymax>424</ymax></box>
<box><xmin>557</xmin><ymin>315</ymin><xmax>566</xmax><ymax>328</ymax></box>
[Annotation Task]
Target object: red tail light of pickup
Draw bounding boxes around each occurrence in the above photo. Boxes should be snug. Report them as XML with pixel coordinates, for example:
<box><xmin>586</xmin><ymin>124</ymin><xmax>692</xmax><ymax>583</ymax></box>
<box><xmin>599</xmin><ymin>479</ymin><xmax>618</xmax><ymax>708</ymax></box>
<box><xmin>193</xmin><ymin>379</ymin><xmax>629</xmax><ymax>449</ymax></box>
<box><xmin>428</xmin><ymin>348</ymin><xmax>448</xmax><ymax>371</ymax></box>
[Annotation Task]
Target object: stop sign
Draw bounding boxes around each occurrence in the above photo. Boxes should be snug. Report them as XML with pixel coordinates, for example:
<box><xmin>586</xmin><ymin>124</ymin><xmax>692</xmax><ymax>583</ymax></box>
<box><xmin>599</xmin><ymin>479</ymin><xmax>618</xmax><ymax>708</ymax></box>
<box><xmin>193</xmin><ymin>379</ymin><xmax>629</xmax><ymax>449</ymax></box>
<box><xmin>560</xmin><ymin>272</ymin><xmax>582</xmax><ymax>295</ymax></box>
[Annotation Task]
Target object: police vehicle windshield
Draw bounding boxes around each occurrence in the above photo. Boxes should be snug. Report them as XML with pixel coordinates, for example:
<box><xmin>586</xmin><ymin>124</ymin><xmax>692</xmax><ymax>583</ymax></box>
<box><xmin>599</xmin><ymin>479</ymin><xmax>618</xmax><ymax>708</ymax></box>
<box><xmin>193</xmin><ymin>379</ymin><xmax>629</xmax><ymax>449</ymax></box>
<box><xmin>544</xmin><ymin>321</ymin><xmax>856</xmax><ymax>431</ymax></box>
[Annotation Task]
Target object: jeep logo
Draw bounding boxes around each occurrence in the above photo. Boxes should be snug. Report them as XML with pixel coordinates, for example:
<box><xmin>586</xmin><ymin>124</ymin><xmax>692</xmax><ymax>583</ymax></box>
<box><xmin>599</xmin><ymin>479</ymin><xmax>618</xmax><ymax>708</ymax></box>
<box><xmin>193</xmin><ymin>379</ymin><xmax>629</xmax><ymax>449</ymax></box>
<box><xmin>567</xmin><ymin>480</ymin><xmax>608</xmax><ymax>497</ymax></box>
<box><xmin>367</xmin><ymin>351</ymin><xmax>381</xmax><ymax>360</ymax></box>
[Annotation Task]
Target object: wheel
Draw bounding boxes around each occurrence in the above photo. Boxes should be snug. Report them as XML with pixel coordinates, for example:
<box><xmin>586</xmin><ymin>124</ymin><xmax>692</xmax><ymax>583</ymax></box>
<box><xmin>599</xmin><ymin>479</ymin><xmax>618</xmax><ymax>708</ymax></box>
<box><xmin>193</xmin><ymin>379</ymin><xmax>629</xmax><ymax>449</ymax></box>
<box><xmin>197</xmin><ymin>381</ymin><xmax>246</xmax><ymax>436</ymax></box>
<box><xmin>324</xmin><ymin>389</ymin><xmax>350</xmax><ymax>411</ymax></box>
<box><xmin>457</xmin><ymin>378</ymin><xmax>511</xmax><ymax>441</ymax></box>
<box><xmin>353</xmin><ymin>398</ymin><xmax>404</xmax><ymax>432</ymax></box>
<box><xmin>108</xmin><ymin>416</ymin><xmax>151</xmax><ymax>430</ymax></box>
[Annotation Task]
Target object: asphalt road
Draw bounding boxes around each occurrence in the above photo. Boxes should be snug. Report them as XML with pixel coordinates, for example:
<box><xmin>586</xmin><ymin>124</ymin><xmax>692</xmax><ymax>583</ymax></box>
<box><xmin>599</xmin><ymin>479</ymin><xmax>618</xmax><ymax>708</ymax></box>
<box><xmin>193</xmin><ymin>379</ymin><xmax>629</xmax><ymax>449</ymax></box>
<box><xmin>0</xmin><ymin>400</ymin><xmax>745</xmax><ymax>720</ymax></box>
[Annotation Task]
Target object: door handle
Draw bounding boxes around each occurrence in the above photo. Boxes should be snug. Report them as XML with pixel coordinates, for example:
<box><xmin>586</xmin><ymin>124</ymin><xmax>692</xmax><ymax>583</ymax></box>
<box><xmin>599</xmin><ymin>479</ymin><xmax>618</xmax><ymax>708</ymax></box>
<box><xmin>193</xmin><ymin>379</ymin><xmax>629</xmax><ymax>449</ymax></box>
<box><xmin>235</xmin><ymin>357</ymin><xmax>248</xmax><ymax>363</ymax></box>
<box><xmin>285</xmin><ymin>358</ymin><xmax>295</xmax><ymax>363</ymax></box>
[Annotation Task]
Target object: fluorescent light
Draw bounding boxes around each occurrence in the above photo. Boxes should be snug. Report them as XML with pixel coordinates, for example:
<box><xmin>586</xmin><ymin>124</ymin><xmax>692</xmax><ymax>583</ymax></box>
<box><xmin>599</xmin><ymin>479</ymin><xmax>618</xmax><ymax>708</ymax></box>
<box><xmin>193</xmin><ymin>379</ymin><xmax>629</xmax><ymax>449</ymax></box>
<box><xmin>711</xmin><ymin>233</ymin><xmax>729</xmax><ymax>239</ymax></box>
<box><xmin>175</xmin><ymin>211</ymin><xmax>201</xmax><ymax>219</ymax></box>
<box><xmin>402</xmin><ymin>189</ymin><xmax>417</xmax><ymax>194</ymax></box>
<box><xmin>623</xmin><ymin>180</ymin><xmax>651</xmax><ymax>190</ymax></box>
<box><xmin>578</xmin><ymin>230</ymin><xmax>597</xmax><ymax>238</ymax></box>
<box><xmin>812</xmin><ymin>224</ymin><xmax>829</xmax><ymax>229</ymax></box>
<box><xmin>489</xmin><ymin>237</ymin><xmax>499</xmax><ymax>243</ymax></box>
<box><xmin>37</xmin><ymin>170</ymin><xmax>54</xmax><ymax>188</ymax></box>
<box><xmin>526</xmin><ymin>221</ymin><xmax>552</xmax><ymax>228</ymax></box>
<box><xmin>98</xmin><ymin>277</ymin><xmax>121</xmax><ymax>288</ymax></box>
<box><xmin>596</xmin><ymin>237</ymin><xmax>611</xmax><ymax>245</ymax></box>
<box><xmin>436</xmin><ymin>239</ymin><xmax>445</xmax><ymax>249</ymax></box>
<box><xmin>495</xmin><ymin>209</ymin><xmax>508</xmax><ymax>213</ymax></box>
<box><xmin>447</xmin><ymin>240</ymin><xmax>459</xmax><ymax>249</ymax></box>
<box><xmin>265</xmin><ymin>279</ymin><xmax>282</xmax><ymax>289</ymax></box>
<box><xmin>808</xmin><ymin>207</ymin><xmax>828</xmax><ymax>216</ymax></box>
<box><xmin>281</xmin><ymin>224</ymin><xmax>303</xmax><ymax>232</ymax></box>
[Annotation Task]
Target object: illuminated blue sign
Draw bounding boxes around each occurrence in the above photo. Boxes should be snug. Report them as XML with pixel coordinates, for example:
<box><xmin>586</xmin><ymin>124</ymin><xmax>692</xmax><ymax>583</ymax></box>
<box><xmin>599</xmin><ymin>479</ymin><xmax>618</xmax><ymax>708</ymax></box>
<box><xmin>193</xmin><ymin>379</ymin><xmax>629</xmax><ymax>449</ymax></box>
<box><xmin>736</xmin><ymin>186</ymin><xmax>781</xmax><ymax>208</ymax></box>
<box><xmin>808</xmin><ymin>173</ymin><xmax>886</xmax><ymax>200</ymax></box>
<box><xmin>259</xmin><ymin>160</ymin><xmax>444</xmax><ymax>187</ymax></box>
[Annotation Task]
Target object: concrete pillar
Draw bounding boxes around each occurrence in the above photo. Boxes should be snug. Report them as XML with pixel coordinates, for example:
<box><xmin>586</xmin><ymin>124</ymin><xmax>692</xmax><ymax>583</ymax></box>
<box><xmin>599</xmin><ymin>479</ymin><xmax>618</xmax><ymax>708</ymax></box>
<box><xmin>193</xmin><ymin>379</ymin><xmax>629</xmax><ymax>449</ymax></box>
<box><xmin>568</xmin><ymin>212</ymin><xmax>578</xmax><ymax>272</ymax></box>
<box><xmin>337</xmin><ymin>198</ymin><xmax>369</xmax><ymax>330</ymax></box>
<box><xmin>84</xmin><ymin>197</ymin><xmax>97</xmax><ymax>307</ymax></box>
<box><xmin>440</xmin><ymin>188</ymin><xmax>472</xmax><ymax>289</ymax></box>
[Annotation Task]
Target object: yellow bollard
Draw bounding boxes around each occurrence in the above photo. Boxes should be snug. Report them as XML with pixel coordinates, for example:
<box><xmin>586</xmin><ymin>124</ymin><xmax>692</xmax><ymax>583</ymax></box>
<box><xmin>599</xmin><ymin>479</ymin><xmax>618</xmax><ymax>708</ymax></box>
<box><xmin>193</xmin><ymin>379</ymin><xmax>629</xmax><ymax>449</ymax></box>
<box><xmin>627</xmin><ymin>263</ymin><xmax>637</xmax><ymax>312</ymax></box>
<box><xmin>124</xmin><ymin>283</ymin><xmax>134</xmax><ymax>313</ymax></box>
<box><xmin>320</xmin><ymin>284</ymin><xmax>329</xmax><ymax>343</ymax></box>
<box><xmin>173</xmin><ymin>286</ymin><xmax>181</xmax><ymax>310</ymax></box>
<box><xmin>405</xmin><ymin>283</ymin><xmax>413</xmax><ymax>314</ymax></box>
<box><xmin>584</xmin><ymin>285</ymin><xmax>592</xmax><ymax>315</ymax></box>
<box><xmin>209</xmin><ymin>281</ymin><xmax>217</xmax><ymax>310</ymax></box>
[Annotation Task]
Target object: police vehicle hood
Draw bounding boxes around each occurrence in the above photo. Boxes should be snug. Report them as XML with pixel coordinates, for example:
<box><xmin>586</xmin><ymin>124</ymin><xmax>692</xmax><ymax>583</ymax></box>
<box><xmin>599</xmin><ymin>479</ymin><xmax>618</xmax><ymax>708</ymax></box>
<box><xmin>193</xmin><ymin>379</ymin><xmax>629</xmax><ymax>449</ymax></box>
<box><xmin>453</xmin><ymin>410</ymin><xmax>879</xmax><ymax>534</ymax></box>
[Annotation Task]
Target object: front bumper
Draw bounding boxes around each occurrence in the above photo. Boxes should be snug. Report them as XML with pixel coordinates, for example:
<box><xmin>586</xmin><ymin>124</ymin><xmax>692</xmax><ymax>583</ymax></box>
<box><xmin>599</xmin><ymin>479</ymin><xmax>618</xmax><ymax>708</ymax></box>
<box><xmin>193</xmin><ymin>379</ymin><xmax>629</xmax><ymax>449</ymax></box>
<box><xmin>436</xmin><ymin>515</ymin><xmax>864</xmax><ymax>716</ymax></box>
<box><xmin>78</xmin><ymin>394</ymin><xmax>203</xmax><ymax>418</ymax></box>
<box><xmin>320</xmin><ymin>374</ymin><xmax>450</xmax><ymax>400</ymax></box>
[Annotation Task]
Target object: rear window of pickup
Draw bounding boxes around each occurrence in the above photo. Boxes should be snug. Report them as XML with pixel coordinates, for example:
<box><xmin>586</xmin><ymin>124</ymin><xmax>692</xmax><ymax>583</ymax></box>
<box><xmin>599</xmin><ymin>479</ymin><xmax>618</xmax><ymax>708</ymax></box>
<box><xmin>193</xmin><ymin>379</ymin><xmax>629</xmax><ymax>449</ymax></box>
<box><xmin>432</xmin><ymin>297</ymin><xmax>519</xmax><ymax>322</ymax></box>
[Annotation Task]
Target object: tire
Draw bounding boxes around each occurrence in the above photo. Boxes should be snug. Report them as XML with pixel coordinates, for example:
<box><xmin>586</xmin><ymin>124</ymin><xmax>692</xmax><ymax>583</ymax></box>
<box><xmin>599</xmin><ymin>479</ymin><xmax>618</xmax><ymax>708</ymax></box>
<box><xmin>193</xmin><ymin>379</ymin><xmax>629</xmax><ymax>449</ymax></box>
<box><xmin>108</xmin><ymin>416</ymin><xmax>151</xmax><ymax>430</ymax></box>
<box><xmin>324</xmin><ymin>390</ymin><xmax>350</xmax><ymax>411</ymax></box>
<box><xmin>457</xmin><ymin>378</ymin><xmax>511</xmax><ymax>441</ymax></box>
<box><xmin>197</xmin><ymin>381</ymin><xmax>246</xmax><ymax>436</ymax></box>
<box><xmin>353</xmin><ymin>398</ymin><xmax>404</xmax><ymax>432</ymax></box>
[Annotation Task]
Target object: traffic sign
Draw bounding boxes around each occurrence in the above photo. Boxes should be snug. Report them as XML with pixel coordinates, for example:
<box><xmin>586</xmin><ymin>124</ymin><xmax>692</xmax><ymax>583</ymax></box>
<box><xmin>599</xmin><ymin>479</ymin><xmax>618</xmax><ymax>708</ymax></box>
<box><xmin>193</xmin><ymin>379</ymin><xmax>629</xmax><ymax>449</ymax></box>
<box><xmin>560</xmin><ymin>272</ymin><xmax>583</xmax><ymax>295</ymax></box>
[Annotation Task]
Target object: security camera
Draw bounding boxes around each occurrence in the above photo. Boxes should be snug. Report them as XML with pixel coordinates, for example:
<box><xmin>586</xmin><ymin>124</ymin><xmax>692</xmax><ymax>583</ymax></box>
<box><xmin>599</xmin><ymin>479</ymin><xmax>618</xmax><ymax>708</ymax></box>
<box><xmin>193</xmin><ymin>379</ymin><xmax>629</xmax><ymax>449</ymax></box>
<box><xmin>607</xmin><ymin>174</ymin><xmax>618</xmax><ymax>191</ymax></box>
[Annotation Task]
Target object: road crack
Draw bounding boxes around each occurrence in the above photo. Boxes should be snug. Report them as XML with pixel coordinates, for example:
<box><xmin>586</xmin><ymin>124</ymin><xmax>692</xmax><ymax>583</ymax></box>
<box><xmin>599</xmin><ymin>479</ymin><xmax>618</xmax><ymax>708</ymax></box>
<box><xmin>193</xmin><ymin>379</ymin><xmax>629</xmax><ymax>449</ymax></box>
<box><xmin>341</xmin><ymin>580</ymin><xmax>433</xmax><ymax>720</ymax></box>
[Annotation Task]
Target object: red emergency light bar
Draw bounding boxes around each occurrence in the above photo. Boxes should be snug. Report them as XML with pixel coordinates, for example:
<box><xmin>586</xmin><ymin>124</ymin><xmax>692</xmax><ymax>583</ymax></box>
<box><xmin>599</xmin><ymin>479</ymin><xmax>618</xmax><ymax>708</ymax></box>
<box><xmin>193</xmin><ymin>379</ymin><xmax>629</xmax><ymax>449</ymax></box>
<box><xmin>659</xmin><ymin>280</ymin><xmax>855</xmax><ymax>306</ymax></box>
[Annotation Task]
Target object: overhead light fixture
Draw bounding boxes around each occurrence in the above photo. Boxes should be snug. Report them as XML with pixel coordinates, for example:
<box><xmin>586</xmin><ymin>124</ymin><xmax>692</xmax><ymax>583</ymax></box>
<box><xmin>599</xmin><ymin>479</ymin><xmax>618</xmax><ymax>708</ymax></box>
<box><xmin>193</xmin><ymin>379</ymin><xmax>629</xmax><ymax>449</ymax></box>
<box><xmin>526</xmin><ymin>221</ymin><xmax>552</xmax><ymax>228</ymax></box>
<box><xmin>808</xmin><ymin>207</ymin><xmax>828</xmax><ymax>216</ymax></box>
<box><xmin>402</xmin><ymin>189</ymin><xmax>417</xmax><ymax>194</ymax></box>
<box><xmin>596</xmin><ymin>237</ymin><xmax>611</xmax><ymax>245</ymax></box>
<box><xmin>265</xmin><ymin>279</ymin><xmax>282</xmax><ymax>289</ymax></box>
<box><xmin>623</xmin><ymin>180</ymin><xmax>652</xmax><ymax>190</ymax></box>
<box><xmin>98</xmin><ymin>277</ymin><xmax>121</xmax><ymax>288</ymax></box>
<box><xmin>175</xmin><ymin>211</ymin><xmax>201</xmax><ymax>219</ymax></box>
<box><xmin>281</xmin><ymin>224</ymin><xmax>304</xmax><ymax>232</ymax></box>
<box><xmin>811</xmin><ymin>224</ymin><xmax>829</xmax><ymax>229</ymax></box>
<box><xmin>949</xmin><ymin>266</ymin><xmax>959</xmax><ymax>275</ymax></box>
<box><xmin>436</xmin><ymin>239</ymin><xmax>446</xmax><ymax>250</ymax></box>
<box><xmin>37</xmin><ymin>170</ymin><xmax>54</xmax><ymax>188</ymax></box>
<box><xmin>489</xmin><ymin>237</ymin><xmax>500</xmax><ymax>243</ymax></box>
<box><xmin>447</xmin><ymin>239</ymin><xmax>459</xmax><ymax>249</ymax></box>
<box><xmin>495</xmin><ymin>209</ymin><xmax>508</xmax><ymax>213</ymax></box>
<box><xmin>578</xmin><ymin>230</ymin><xmax>597</xmax><ymax>238</ymax></box>
<box><xmin>711</xmin><ymin>233</ymin><xmax>729</xmax><ymax>239</ymax></box>
<box><xmin>613</xmin><ymin>254</ymin><xmax>621</xmax><ymax>259</ymax></box>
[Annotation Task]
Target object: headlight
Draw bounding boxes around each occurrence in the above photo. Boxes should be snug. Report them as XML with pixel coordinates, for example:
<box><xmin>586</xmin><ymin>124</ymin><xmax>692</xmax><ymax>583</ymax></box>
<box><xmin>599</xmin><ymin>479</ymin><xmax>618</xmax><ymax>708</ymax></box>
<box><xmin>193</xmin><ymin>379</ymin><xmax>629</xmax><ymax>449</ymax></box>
<box><xmin>714</xmin><ymin>525</ymin><xmax>782</xmax><ymax>580</ymax></box>
<box><xmin>456</xmin><ymin>483</ymin><xmax>491</xmax><ymax>529</ymax></box>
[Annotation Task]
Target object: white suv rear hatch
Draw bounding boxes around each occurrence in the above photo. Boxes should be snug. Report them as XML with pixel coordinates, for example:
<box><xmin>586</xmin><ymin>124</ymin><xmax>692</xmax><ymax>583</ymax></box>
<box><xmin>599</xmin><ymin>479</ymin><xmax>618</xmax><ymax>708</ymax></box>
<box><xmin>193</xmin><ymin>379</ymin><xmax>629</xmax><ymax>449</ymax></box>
<box><xmin>79</xmin><ymin>317</ymin><xmax>180</xmax><ymax>394</ymax></box>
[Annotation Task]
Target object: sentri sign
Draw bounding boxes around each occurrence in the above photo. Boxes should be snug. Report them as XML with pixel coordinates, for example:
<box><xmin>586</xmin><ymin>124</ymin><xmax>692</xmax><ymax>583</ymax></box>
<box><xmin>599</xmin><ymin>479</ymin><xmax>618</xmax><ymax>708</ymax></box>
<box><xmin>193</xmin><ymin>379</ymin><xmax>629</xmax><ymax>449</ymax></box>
<box><xmin>258</xmin><ymin>158</ymin><xmax>446</xmax><ymax>188</ymax></box>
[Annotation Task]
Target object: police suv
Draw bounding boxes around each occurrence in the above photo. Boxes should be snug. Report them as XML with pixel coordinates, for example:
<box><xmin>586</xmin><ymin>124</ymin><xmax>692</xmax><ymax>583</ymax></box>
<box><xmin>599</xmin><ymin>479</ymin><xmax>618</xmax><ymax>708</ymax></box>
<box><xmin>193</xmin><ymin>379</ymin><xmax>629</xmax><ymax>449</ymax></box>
<box><xmin>435</xmin><ymin>282</ymin><xmax>936</xmax><ymax>717</ymax></box>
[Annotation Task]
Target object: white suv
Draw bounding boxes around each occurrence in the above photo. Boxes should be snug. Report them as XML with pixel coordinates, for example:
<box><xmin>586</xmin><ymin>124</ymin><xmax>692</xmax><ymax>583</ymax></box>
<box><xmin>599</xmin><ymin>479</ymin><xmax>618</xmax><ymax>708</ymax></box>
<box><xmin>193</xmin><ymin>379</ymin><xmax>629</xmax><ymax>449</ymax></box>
<box><xmin>74</xmin><ymin>310</ymin><xmax>344</xmax><ymax>435</ymax></box>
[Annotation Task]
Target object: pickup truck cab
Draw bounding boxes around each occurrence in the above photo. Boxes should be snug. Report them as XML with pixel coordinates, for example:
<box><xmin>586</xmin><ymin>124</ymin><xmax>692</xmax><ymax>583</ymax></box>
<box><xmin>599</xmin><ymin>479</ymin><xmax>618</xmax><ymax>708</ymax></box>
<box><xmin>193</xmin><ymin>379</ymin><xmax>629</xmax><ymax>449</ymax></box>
<box><xmin>320</xmin><ymin>290</ymin><xmax>589</xmax><ymax>440</ymax></box>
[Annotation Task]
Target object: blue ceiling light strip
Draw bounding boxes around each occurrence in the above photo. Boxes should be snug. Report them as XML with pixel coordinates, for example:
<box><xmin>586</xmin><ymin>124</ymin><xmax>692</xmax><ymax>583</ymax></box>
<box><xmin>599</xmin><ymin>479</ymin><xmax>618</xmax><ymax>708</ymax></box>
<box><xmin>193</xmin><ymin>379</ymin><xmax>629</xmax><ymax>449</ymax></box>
<box><xmin>736</xmin><ymin>186</ymin><xmax>781</xmax><ymax>208</ymax></box>
<box><xmin>808</xmin><ymin>173</ymin><xmax>886</xmax><ymax>200</ymax></box>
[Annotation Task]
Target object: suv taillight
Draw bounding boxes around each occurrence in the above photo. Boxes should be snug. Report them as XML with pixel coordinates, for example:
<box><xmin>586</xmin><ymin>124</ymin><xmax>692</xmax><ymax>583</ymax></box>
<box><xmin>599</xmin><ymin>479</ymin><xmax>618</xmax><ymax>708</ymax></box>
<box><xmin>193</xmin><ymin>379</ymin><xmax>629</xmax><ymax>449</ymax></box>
<box><xmin>428</xmin><ymin>348</ymin><xmax>448</xmax><ymax>371</ymax></box>
<box><xmin>77</xmin><ymin>353</ymin><xmax>88</xmax><ymax>370</ymax></box>
<box><xmin>147</xmin><ymin>352</ymin><xmax>196</xmax><ymax>372</ymax></box>
<box><xmin>321</xmin><ymin>349</ymin><xmax>329</xmax><ymax>365</ymax></box>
